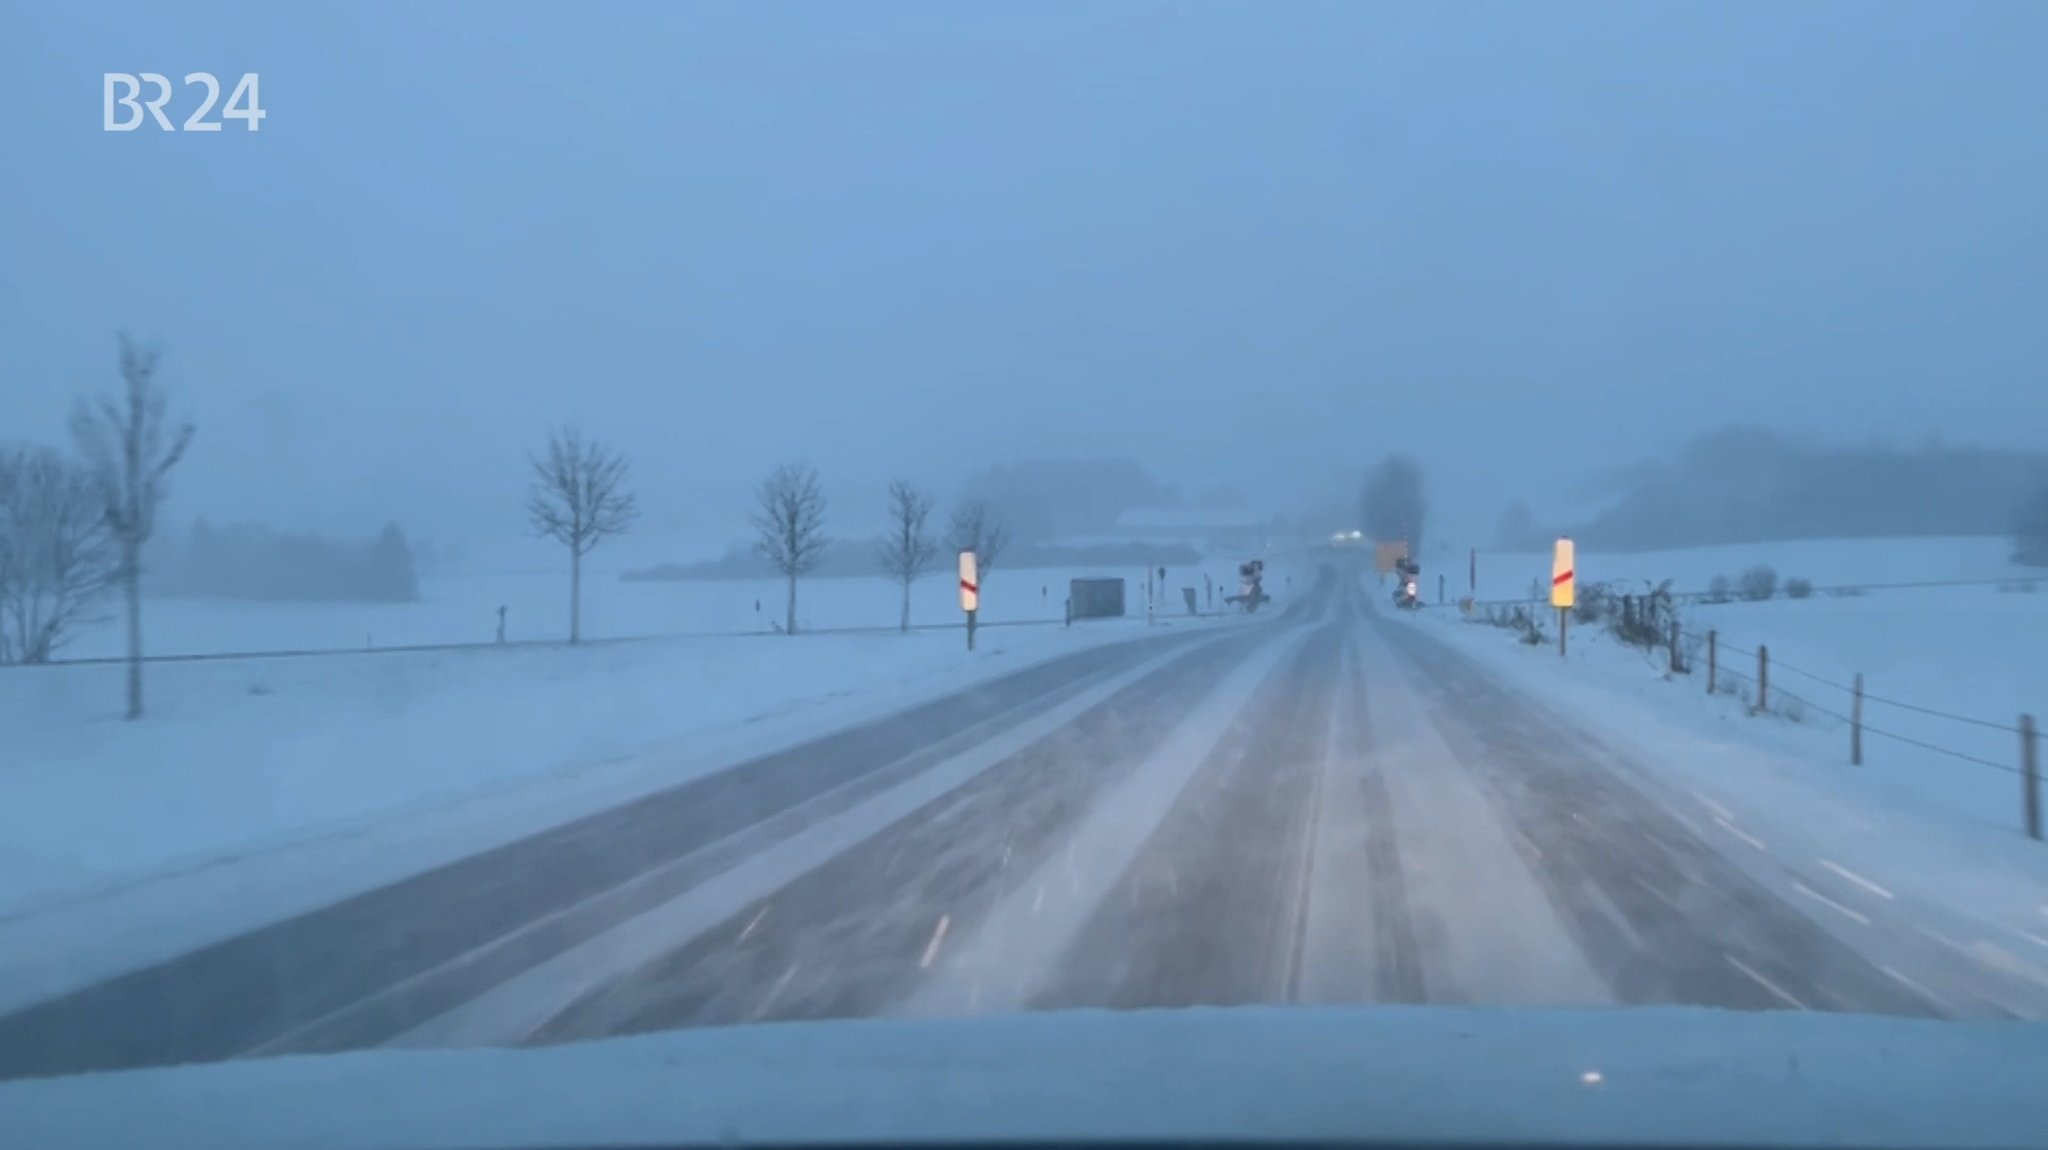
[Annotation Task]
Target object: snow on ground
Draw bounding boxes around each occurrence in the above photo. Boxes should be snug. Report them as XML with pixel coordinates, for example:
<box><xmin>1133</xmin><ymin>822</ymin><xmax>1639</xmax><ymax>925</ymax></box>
<box><xmin>49</xmin><ymin>559</ymin><xmax>1266</xmax><ymax>659</ymax></box>
<box><xmin>4</xmin><ymin>1006</ymin><xmax>2045</xmax><ymax>1150</ymax></box>
<box><xmin>1464</xmin><ymin>534</ymin><xmax>2038</xmax><ymax>602</ymax></box>
<box><xmin>0</xmin><ymin>627</ymin><xmax>1099</xmax><ymax>911</ymax></box>
<box><xmin>1420</xmin><ymin>536</ymin><xmax>2048</xmax><ymax>939</ymax></box>
<box><xmin>0</xmin><ymin>554</ymin><xmax>1304</xmax><ymax>1005</ymax></box>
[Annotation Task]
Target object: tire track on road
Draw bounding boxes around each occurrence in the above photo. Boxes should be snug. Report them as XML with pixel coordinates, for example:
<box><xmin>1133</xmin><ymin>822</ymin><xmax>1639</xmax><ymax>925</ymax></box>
<box><xmin>0</xmin><ymin>625</ymin><xmax>1226</xmax><ymax>1081</ymax></box>
<box><xmin>1028</xmin><ymin>624</ymin><xmax>1343</xmax><ymax>1010</ymax></box>
<box><xmin>527</xmin><ymin>610</ymin><xmax>1317</xmax><ymax>1042</ymax></box>
<box><xmin>1380</xmin><ymin>620</ymin><xmax>1942</xmax><ymax>1018</ymax></box>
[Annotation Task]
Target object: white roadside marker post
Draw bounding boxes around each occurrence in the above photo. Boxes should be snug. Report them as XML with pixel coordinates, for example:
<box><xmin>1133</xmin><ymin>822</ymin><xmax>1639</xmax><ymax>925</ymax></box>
<box><xmin>958</xmin><ymin>550</ymin><xmax>979</xmax><ymax>652</ymax></box>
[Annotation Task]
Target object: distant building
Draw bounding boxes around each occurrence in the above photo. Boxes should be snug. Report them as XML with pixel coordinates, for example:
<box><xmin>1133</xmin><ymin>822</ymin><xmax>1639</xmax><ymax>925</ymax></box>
<box><xmin>1103</xmin><ymin>507</ymin><xmax>1276</xmax><ymax>555</ymax></box>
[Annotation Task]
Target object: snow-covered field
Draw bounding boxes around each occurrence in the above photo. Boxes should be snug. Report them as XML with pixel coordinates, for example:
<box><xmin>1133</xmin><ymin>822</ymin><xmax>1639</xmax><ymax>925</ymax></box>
<box><xmin>47</xmin><ymin>560</ymin><xmax>1268</xmax><ymax>659</ymax></box>
<box><xmin>1465</xmin><ymin>534</ymin><xmax>2037</xmax><ymax>601</ymax></box>
<box><xmin>0</xmin><ymin>554</ymin><xmax>1297</xmax><ymax>1002</ymax></box>
<box><xmin>1430</xmin><ymin>535</ymin><xmax>2048</xmax><ymax>938</ymax></box>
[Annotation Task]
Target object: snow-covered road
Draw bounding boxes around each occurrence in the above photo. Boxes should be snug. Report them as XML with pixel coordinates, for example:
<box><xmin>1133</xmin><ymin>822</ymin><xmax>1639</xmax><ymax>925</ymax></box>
<box><xmin>2</xmin><ymin>562</ymin><xmax>2044</xmax><ymax>1081</ymax></box>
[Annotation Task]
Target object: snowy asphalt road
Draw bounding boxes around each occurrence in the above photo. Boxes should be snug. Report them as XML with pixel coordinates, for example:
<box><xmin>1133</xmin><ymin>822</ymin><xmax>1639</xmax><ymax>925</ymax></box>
<box><xmin>1</xmin><ymin>562</ymin><xmax>2041</xmax><ymax>1080</ymax></box>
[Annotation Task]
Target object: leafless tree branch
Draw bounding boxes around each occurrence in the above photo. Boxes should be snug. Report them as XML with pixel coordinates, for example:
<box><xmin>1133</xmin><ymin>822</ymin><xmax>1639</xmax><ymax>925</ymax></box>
<box><xmin>68</xmin><ymin>334</ymin><xmax>195</xmax><ymax>716</ymax></box>
<box><xmin>879</xmin><ymin>479</ymin><xmax>937</xmax><ymax>631</ymax></box>
<box><xmin>0</xmin><ymin>447</ymin><xmax>117</xmax><ymax>664</ymax></box>
<box><xmin>753</xmin><ymin>463</ymin><xmax>829</xmax><ymax>634</ymax></box>
<box><xmin>949</xmin><ymin>500</ymin><xmax>1007</xmax><ymax>577</ymax></box>
<box><xmin>526</xmin><ymin>427</ymin><xmax>638</xmax><ymax>643</ymax></box>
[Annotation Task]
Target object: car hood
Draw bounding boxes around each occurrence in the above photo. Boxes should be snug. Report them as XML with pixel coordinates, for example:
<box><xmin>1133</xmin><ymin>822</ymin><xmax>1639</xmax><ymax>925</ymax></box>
<box><xmin>1</xmin><ymin>1005</ymin><xmax>2044</xmax><ymax>1150</ymax></box>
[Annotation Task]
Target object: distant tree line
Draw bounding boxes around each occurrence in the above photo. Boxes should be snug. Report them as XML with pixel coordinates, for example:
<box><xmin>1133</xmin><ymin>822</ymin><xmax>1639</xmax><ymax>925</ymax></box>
<box><xmin>3</xmin><ymin>336</ymin><xmax>423</xmax><ymax>728</ymax></box>
<box><xmin>148</xmin><ymin>520</ymin><xmax>420</xmax><ymax>603</ymax></box>
<box><xmin>2016</xmin><ymin>479</ymin><xmax>2048</xmax><ymax>568</ymax></box>
<box><xmin>620</xmin><ymin>539</ymin><xmax>1204</xmax><ymax>584</ymax></box>
<box><xmin>1498</xmin><ymin>426</ymin><xmax>2048</xmax><ymax>554</ymax></box>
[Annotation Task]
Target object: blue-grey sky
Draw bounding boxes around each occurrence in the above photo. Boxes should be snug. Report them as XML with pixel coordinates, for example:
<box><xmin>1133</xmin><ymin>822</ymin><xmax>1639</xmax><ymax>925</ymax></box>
<box><xmin>6</xmin><ymin>1</ymin><xmax>2047</xmax><ymax>559</ymax></box>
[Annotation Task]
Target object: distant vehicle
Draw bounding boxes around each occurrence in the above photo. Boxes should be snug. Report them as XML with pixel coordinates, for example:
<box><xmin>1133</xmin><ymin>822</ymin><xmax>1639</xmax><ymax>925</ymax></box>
<box><xmin>1393</xmin><ymin>555</ymin><xmax>1422</xmax><ymax>610</ymax></box>
<box><xmin>1224</xmin><ymin>559</ymin><xmax>1270</xmax><ymax>613</ymax></box>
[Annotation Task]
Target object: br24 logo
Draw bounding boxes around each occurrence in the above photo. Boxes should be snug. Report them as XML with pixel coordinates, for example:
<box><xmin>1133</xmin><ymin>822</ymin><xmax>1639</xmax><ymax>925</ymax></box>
<box><xmin>104</xmin><ymin>73</ymin><xmax>266</xmax><ymax>132</ymax></box>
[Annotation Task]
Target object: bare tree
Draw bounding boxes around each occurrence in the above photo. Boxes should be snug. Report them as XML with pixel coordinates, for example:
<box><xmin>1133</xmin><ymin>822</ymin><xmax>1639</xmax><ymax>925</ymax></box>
<box><xmin>70</xmin><ymin>336</ymin><xmax>196</xmax><ymax>717</ymax></box>
<box><xmin>1362</xmin><ymin>455</ymin><xmax>1427</xmax><ymax>553</ymax></box>
<box><xmin>0</xmin><ymin>447</ymin><xmax>117</xmax><ymax>664</ymax></box>
<box><xmin>949</xmin><ymin>499</ymin><xmax>1008</xmax><ymax>580</ymax></box>
<box><xmin>752</xmin><ymin>463</ymin><xmax>828</xmax><ymax>634</ymax></box>
<box><xmin>878</xmin><ymin>480</ymin><xmax>938</xmax><ymax>632</ymax></box>
<box><xmin>526</xmin><ymin>428</ymin><xmax>638</xmax><ymax>644</ymax></box>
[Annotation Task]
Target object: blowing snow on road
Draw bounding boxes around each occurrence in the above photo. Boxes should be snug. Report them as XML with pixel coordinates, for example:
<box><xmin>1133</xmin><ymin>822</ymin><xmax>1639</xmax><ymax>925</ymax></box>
<box><xmin>1</xmin><ymin>561</ymin><xmax>2041</xmax><ymax>1081</ymax></box>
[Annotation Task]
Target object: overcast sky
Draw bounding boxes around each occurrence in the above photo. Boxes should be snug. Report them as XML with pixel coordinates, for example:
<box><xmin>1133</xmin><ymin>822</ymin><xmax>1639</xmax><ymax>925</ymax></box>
<box><xmin>6</xmin><ymin>1</ymin><xmax>2046</xmax><ymax>561</ymax></box>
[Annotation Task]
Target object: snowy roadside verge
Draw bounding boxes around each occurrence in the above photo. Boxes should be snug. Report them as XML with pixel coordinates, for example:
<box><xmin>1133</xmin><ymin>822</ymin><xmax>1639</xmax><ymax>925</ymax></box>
<box><xmin>0</xmin><ymin>615</ymin><xmax>1251</xmax><ymax>1010</ymax></box>
<box><xmin>1409</xmin><ymin>604</ymin><xmax>2048</xmax><ymax>947</ymax></box>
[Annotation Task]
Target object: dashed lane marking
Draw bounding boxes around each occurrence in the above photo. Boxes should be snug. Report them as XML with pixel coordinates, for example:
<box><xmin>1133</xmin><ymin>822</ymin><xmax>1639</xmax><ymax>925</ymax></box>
<box><xmin>738</xmin><ymin>906</ymin><xmax>770</xmax><ymax>943</ymax></box>
<box><xmin>1818</xmin><ymin>859</ymin><xmax>1893</xmax><ymax>900</ymax></box>
<box><xmin>920</xmin><ymin>914</ymin><xmax>951</xmax><ymax>969</ymax></box>
<box><xmin>1727</xmin><ymin>954</ymin><xmax>1807</xmax><ymax>1010</ymax></box>
<box><xmin>1714</xmin><ymin>816</ymin><xmax>1767</xmax><ymax>852</ymax></box>
<box><xmin>1690</xmin><ymin>789</ymin><xmax>1735</xmax><ymax>823</ymax></box>
<box><xmin>1793</xmin><ymin>880</ymin><xmax>1871</xmax><ymax>926</ymax></box>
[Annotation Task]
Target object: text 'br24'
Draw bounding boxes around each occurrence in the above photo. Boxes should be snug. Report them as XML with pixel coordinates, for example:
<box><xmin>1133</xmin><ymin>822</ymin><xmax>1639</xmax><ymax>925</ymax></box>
<box><xmin>104</xmin><ymin>73</ymin><xmax>265</xmax><ymax>132</ymax></box>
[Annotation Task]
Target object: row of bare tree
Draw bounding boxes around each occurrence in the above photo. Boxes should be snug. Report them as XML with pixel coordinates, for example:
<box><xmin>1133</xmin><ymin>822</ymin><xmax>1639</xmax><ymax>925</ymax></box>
<box><xmin>0</xmin><ymin>337</ymin><xmax>194</xmax><ymax>720</ymax></box>
<box><xmin>3</xmin><ymin>339</ymin><xmax>1009</xmax><ymax>718</ymax></box>
<box><xmin>524</xmin><ymin>431</ymin><xmax>1005</xmax><ymax>640</ymax></box>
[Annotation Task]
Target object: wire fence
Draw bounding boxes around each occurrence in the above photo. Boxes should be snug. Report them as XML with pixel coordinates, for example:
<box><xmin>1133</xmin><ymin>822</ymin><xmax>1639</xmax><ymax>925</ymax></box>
<box><xmin>2</xmin><ymin>606</ymin><xmax>1243</xmax><ymax>670</ymax></box>
<box><xmin>1461</xmin><ymin>575</ymin><xmax>2043</xmax><ymax>839</ymax></box>
<box><xmin>1693</xmin><ymin>629</ymin><xmax>2026</xmax><ymax>776</ymax></box>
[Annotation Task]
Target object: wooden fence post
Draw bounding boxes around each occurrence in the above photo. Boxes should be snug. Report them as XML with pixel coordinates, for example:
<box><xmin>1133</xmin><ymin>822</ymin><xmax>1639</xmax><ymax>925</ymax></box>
<box><xmin>2023</xmin><ymin>714</ymin><xmax>2040</xmax><ymax>842</ymax></box>
<box><xmin>1669</xmin><ymin>619</ymin><xmax>1682</xmax><ymax>674</ymax></box>
<box><xmin>1707</xmin><ymin>630</ymin><xmax>1717</xmax><ymax>694</ymax></box>
<box><xmin>1757</xmin><ymin>644</ymin><xmax>1769</xmax><ymax>712</ymax></box>
<box><xmin>1851</xmin><ymin>673</ymin><xmax>1863</xmax><ymax>765</ymax></box>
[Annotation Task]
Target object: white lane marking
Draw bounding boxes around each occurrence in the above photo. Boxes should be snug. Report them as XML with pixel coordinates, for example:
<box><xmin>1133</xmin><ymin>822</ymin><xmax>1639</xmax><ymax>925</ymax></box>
<box><xmin>1030</xmin><ymin>885</ymin><xmax>1045</xmax><ymax>915</ymax></box>
<box><xmin>1714</xmin><ymin>817</ymin><xmax>1767</xmax><ymax>852</ymax></box>
<box><xmin>1882</xmin><ymin>964</ymin><xmax>1940</xmax><ymax>1003</ymax></box>
<box><xmin>1634</xmin><ymin>875</ymin><xmax>1680</xmax><ymax>911</ymax></box>
<box><xmin>1793</xmin><ymin>881</ymin><xmax>1871</xmax><ymax>926</ymax></box>
<box><xmin>737</xmin><ymin>905</ymin><xmax>769</xmax><ymax>943</ymax></box>
<box><xmin>1818</xmin><ymin>859</ymin><xmax>1893</xmax><ymax>900</ymax></box>
<box><xmin>753</xmin><ymin>963</ymin><xmax>798</xmax><ymax>1021</ymax></box>
<box><xmin>1727</xmin><ymin>954</ymin><xmax>1807</xmax><ymax>1010</ymax></box>
<box><xmin>378</xmin><ymin>636</ymin><xmax>1235</xmax><ymax>1049</ymax></box>
<box><xmin>2019</xmin><ymin>930</ymin><xmax>2048</xmax><ymax>951</ymax></box>
<box><xmin>1915</xmin><ymin>925</ymin><xmax>1969</xmax><ymax>955</ymax></box>
<box><xmin>920</xmin><ymin>914</ymin><xmax>951</xmax><ymax>969</ymax></box>
<box><xmin>1690</xmin><ymin>789</ymin><xmax>1735</xmax><ymax>823</ymax></box>
<box><xmin>1969</xmin><ymin>940</ymin><xmax>2048</xmax><ymax>987</ymax></box>
<box><xmin>1000</xmin><ymin>839</ymin><xmax>1012</xmax><ymax>872</ymax></box>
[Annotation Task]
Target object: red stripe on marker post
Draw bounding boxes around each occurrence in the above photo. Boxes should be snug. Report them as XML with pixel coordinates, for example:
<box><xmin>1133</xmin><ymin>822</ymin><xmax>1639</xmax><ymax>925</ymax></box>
<box><xmin>1553</xmin><ymin>570</ymin><xmax>1573</xmax><ymax>586</ymax></box>
<box><xmin>960</xmin><ymin>579</ymin><xmax>977</xmax><ymax>595</ymax></box>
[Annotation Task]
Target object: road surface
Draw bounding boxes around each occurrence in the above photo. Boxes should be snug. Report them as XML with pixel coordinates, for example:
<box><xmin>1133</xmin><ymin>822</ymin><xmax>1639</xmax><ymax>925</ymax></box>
<box><xmin>1</xmin><ymin>562</ymin><xmax>2041</xmax><ymax>1080</ymax></box>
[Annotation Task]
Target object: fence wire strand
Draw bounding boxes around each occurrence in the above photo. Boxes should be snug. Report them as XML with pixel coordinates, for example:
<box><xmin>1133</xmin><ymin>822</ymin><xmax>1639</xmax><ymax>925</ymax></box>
<box><xmin>1685</xmin><ymin>625</ymin><xmax>2024</xmax><ymax>735</ymax></box>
